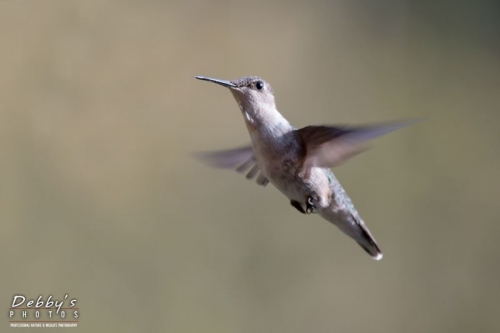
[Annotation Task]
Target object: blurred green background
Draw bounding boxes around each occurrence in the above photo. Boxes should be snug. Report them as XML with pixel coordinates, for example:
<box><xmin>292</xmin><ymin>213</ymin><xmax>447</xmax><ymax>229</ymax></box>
<box><xmin>1</xmin><ymin>0</ymin><xmax>499</xmax><ymax>332</ymax></box>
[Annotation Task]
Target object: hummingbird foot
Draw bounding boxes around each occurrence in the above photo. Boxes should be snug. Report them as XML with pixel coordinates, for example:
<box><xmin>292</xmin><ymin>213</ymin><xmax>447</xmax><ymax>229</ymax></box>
<box><xmin>290</xmin><ymin>200</ymin><xmax>306</xmax><ymax>214</ymax></box>
<box><xmin>306</xmin><ymin>196</ymin><xmax>317</xmax><ymax>214</ymax></box>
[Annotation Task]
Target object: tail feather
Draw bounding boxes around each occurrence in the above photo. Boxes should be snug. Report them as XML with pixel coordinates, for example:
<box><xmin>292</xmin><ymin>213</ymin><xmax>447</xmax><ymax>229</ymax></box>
<box><xmin>320</xmin><ymin>207</ymin><xmax>383</xmax><ymax>260</ymax></box>
<box><xmin>356</xmin><ymin>224</ymin><xmax>383</xmax><ymax>260</ymax></box>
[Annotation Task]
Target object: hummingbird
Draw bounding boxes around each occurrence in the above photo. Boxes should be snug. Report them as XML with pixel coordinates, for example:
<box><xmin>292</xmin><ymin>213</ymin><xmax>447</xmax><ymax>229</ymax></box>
<box><xmin>194</xmin><ymin>75</ymin><xmax>416</xmax><ymax>260</ymax></box>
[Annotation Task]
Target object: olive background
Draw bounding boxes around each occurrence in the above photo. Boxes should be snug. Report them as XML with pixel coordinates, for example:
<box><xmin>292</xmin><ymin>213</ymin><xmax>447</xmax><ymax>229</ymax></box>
<box><xmin>1</xmin><ymin>1</ymin><xmax>499</xmax><ymax>332</ymax></box>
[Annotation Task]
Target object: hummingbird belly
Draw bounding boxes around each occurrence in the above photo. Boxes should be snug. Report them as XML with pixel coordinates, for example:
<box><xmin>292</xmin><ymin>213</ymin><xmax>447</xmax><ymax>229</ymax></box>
<box><xmin>250</xmin><ymin>128</ymin><xmax>332</xmax><ymax>208</ymax></box>
<box><xmin>257</xmin><ymin>154</ymin><xmax>332</xmax><ymax>209</ymax></box>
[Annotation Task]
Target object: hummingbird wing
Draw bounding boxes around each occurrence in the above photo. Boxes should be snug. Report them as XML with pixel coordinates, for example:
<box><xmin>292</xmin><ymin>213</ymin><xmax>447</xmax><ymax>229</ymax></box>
<box><xmin>194</xmin><ymin>145</ymin><xmax>269</xmax><ymax>187</ymax></box>
<box><xmin>297</xmin><ymin>120</ymin><xmax>417</xmax><ymax>173</ymax></box>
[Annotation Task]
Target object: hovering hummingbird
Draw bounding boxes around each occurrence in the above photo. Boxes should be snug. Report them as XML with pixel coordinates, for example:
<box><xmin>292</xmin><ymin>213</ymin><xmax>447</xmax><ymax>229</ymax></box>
<box><xmin>195</xmin><ymin>75</ymin><xmax>416</xmax><ymax>260</ymax></box>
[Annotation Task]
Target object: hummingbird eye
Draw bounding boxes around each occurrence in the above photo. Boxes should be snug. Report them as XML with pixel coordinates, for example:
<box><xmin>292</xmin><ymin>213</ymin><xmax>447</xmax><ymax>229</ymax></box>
<box><xmin>255</xmin><ymin>81</ymin><xmax>264</xmax><ymax>91</ymax></box>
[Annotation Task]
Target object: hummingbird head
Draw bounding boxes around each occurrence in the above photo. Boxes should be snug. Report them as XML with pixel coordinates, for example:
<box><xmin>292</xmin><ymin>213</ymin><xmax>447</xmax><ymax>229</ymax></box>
<box><xmin>195</xmin><ymin>75</ymin><xmax>278</xmax><ymax>127</ymax></box>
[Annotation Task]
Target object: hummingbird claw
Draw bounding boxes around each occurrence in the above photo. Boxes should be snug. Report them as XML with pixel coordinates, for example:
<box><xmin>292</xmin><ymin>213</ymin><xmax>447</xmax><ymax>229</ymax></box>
<box><xmin>306</xmin><ymin>196</ymin><xmax>317</xmax><ymax>214</ymax></box>
<box><xmin>290</xmin><ymin>200</ymin><xmax>306</xmax><ymax>214</ymax></box>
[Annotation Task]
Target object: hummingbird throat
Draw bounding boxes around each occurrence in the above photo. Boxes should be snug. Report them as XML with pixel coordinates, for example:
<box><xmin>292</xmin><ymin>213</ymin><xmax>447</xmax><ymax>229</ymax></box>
<box><xmin>238</xmin><ymin>102</ymin><xmax>255</xmax><ymax>125</ymax></box>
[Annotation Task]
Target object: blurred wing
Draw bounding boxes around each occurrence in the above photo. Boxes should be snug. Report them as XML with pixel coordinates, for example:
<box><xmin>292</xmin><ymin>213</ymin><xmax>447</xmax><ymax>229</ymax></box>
<box><xmin>194</xmin><ymin>145</ymin><xmax>269</xmax><ymax>187</ymax></box>
<box><xmin>298</xmin><ymin>120</ymin><xmax>417</xmax><ymax>171</ymax></box>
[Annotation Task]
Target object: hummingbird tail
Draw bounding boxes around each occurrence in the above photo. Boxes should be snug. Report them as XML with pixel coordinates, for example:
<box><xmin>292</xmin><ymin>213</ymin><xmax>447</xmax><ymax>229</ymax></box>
<box><xmin>320</xmin><ymin>207</ymin><xmax>383</xmax><ymax>260</ymax></box>
<box><xmin>354</xmin><ymin>225</ymin><xmax>383</xmax><ymax>260</ymax></box>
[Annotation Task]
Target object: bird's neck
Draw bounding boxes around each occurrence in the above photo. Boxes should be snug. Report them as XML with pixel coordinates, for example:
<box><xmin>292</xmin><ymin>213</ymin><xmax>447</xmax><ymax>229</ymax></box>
<box><xmin>243</xmin><ymin>107</ymin><xmax>293</xmax><ymax>136</ymax></box>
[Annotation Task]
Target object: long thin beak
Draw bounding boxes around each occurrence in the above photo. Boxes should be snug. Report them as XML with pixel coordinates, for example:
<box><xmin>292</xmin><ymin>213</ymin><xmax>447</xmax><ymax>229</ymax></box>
<box><xmin>194</xmin><ymin>76</ymin><xmax>236</xmax><ymax>88</ymax></box>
